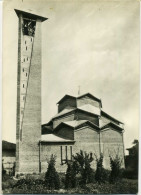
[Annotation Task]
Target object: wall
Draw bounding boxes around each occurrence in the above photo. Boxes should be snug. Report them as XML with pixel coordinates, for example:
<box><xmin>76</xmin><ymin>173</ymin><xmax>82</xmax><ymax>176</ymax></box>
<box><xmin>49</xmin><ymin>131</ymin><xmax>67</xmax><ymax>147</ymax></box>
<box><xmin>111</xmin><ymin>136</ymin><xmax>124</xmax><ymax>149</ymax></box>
<box><xmin>58</xmin><ymin>98</ymin><xmax>76</xmax><ymax>113</ymax></box>
<box><xmin>100</xmin><ymin>128</ymin><xmax>125</xmax><ymax>169</ymax></box>
<box><xmin>73</xmin><ymin>126</ymin><xmax>100</xmax><ymax>169</ymax></box>
<box><xmin>40</xmin><ymin>142</ymin><xmax>73</xmax><ymax>173</ymax></box>
<box><xmin>2</xmin><ymin>152</ymin><xmax>15</xmax><ymax>175</ymax></box>
<box><xmin>99</xmin><ymin>115</ymin><xmax>119</xmax><ymax>127</ymax></box>
<box><xmin>16</xmin><ymin>19</ymin><xmax>42</xmax><ymax>174</ymax></box>
<box><xmin>76</xmin><ymin>110</ymin><xmax>99</xmax><ymax>126</ymax></box>
<box><xmin>77</xmin><ymin>96</ymin><xmax>101</xmax><ymax>108</ymax></box>
<box><xmin>54</xmin><ymin>126</ymin><xmax>74</xmax><ymax>140</ymax></box>
<box><xmin>53</xmin><ymin>113</ymin><xmax>75</xmax><ymax>128</ymax></box>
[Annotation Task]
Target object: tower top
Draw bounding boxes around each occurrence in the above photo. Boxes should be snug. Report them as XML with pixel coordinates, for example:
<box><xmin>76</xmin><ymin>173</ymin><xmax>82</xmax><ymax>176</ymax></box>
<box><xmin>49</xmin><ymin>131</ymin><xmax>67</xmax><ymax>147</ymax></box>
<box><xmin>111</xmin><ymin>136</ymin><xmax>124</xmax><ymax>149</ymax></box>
<box><xmin>15</xmin><ymin>9</ymin><xmax>48</xmax><ymax>22</ymax></box>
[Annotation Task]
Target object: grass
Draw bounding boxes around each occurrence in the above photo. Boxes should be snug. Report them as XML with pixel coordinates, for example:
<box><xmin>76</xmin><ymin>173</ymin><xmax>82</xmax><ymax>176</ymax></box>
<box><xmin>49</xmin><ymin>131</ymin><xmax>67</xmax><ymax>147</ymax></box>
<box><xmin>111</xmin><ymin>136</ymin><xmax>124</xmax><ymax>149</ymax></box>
<box><xmin>2</xmin><ymin>173</ymin><xmax>138</xmax><ymax>194</ymax></box>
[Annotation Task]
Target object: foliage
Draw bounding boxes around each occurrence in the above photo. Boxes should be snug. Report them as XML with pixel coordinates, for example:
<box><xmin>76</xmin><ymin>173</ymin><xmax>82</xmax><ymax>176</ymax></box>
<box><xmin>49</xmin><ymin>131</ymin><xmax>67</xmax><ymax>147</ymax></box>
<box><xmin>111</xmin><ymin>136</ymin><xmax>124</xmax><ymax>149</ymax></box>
<box><xmin>3</xmin><ymin>177</ymin><xmax>138</xmax><ymax>194</ymax></box>
<box><xmin>95</xmin><ymin>153</ymin><xmax>108</xmax><ymax>184</ymax></box>
<box><xmin>45</xmin><ymin>154</ymin><xmax>60</xmax><ymax>190</ymax></box>
<box><xmin>73</xmin><ymin>150</ymin><xmax>94</xmax><ymax>185</ymax></box>
<box><xmin>109</xmin><ymin>154</ymin><xmax>122</xmax><ymax>183</ymax></box>
<box><xmin>123</xmin><ymin>168</ymin><xmax>138</xmax><ymax>179</ymax></box>
<box><xmin>65</xmin><ymin>161</ymin><xmax>77</xmax><ymax>189</ymax></box>
<box><xmin>125</xmin><ymin>139</ymin><xmax>139</xmax><ymax>179</ymax></box>
<box><xmin>2</xmin><ymin>159</ymin><xmax>6</xmax><ymax>180</ymax></box>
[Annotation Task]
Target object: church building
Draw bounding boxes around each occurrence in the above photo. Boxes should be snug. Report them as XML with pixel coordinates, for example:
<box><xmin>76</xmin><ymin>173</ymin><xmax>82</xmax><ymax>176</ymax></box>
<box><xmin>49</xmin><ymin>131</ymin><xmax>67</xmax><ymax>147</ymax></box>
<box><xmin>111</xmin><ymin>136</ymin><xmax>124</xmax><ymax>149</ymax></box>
<box><xmin>15</xmin><ymin>9</ymin><xmax>125</xmax><ymax>174</ymax></box>
<box><xmin>40</xmin><ymin>93</ymin><xmax>125</xmax><ymax>172</ymax></box>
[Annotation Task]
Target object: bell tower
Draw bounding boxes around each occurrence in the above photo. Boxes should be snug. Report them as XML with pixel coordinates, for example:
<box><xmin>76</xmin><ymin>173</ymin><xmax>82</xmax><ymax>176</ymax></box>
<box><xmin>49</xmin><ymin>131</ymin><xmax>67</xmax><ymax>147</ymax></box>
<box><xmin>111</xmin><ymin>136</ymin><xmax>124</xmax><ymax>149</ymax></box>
<box><xmin>15</xmin><ymin>9</ymin><xmax>47</xmax><ymax>173</ymax></box>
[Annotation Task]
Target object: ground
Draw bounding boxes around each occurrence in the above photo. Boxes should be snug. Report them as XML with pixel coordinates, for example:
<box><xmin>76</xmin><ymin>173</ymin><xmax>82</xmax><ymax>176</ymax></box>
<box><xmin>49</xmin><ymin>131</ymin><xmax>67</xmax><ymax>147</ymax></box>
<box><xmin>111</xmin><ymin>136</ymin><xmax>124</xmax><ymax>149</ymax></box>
<box><xmin>2</xmin><ymin>173</ymin><xmax>138</xmax><ymax>194</ymax></box>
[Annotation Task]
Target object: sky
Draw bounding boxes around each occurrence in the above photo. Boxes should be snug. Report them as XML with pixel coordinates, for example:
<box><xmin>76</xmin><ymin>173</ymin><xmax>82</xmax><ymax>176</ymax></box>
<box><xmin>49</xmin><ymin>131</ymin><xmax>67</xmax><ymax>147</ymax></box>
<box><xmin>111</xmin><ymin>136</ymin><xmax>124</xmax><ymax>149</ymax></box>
<box><xmin>2</xmin><ymin>0</ymin><xmax>140</xmax><ymax>151</ymax></box>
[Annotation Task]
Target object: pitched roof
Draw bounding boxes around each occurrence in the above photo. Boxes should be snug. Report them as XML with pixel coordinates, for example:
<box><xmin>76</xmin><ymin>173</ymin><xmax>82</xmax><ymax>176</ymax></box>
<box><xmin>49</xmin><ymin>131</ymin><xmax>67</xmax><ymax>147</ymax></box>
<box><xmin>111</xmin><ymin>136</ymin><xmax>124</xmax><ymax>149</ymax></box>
<box><xmin>54</xmin><ymin>120</ymin><xmax>100</xmax><ymax>131</ymax></box>
<box><xmin>2</xmin><ymin>140</ymin><xmax>16</xmax><ymax>151</ymax></box>
<box><xmin>57</xmin><ymin>95</ymin><xmax>76</xmax><ymax>104</ymax></box>
<box><xmin>101</xmin><ymin>122</ymin><xmax>123</xmax><ymax>131</ymax></box>
<box><xmin>57</xmin><ymin>93</ymin><xmax>102</xmax><ymax>107</ymax></box>
<box><xmin>15</xmin><ymin>9</ymin><xmax>48</xmax><ymax>22</ymax></box>
<box><xmin>78</xmin><ymin>104</ymin><xmax>100</xmax><ymax>115</ymax></box>
<box><xmin>52</xmin><ymin>107</ymin><xmax>99</xmax><ymax>121</ymax></box>
<box><xmin>40</xmin><ymin>134</ymin><xmax>75</xmax><ymax>143</ymax></box>
<box><xmin>63</xmin><ymin>120</ymin><xmax>88</xmax><ymax>127</ymax></box>
<box><xmin>53</xmin><ymin>108</ymin><xmax>75</xmax><ymax>119</ymax></box>
<box><xmin>101</xmin><ymin>110</ymin><xmax>124</xmax><ymax>124</ymax></box>
<box><xmin>77</xmin><ymin>93</ymin><xmax>102</xmax><ymax>105</ymax></box>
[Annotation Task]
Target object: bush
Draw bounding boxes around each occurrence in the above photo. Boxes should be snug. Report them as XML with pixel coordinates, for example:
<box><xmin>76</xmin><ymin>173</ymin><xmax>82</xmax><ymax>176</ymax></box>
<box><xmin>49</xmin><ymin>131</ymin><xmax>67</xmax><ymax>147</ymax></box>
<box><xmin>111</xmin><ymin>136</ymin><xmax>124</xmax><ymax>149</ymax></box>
<box><xmin>65</xmin><ymin>161</ymin><xmax>77</xmax><ymax>189</ymax></box>
<box><xmin>95</xmin><ymin>153</ymin><xmax>108</xmax><ymax>184</ymax></box>
<box><xmin>73</xmin><ymin>150</ymin><xmax>94</xmax><ymax>185</ymax></box>
<box><xmin>45</xmin><ymin>154</ymin><xmax>60</xmax><ymax>190</ymax></box>
<box><xmin>109</xmin><ymin>154</ymin><xmax>122</xmax><ymax>183</ymax></box>
<box><xmin>123</xmin><ymin>168</ymin><xmax>138</xmax><ymax>179</ymax></box>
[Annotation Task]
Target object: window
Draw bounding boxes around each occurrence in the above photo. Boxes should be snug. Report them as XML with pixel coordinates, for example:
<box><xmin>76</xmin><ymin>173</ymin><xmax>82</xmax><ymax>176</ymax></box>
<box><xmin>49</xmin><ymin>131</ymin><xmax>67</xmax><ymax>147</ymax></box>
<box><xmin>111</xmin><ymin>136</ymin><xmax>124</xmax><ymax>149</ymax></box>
<box><xmin>25</xmin><ymin>41</ymin><xmax>26</xmax><ymax>44</ymax></box>
<box><xmin>27</xmin><ymin>57</ymin><xmax>28</xmax><ymax>61</ymax></box>
<box><xmin>26</xmin><ymin>73</ymin><xmax>27</xmax><ymax>77</ymax></box>
<box><xmin>23</xmin><ymin>84</ymin><xmax>24</xmax><ymax>88</ymax></box>
<box><xmin>60</xmin><ymin>146</ymin><xmax>72</xmax><ymax>164</ymax></box>
<box><xmin>23</xmin><ymin>68</ymin><xmax>24</xmax><ymax>72</ymax></box>
<box><xmin>31</xmin><ymin>38</ymin><xmax>32</xmax><ymax>42</ymax></box>
<box><xmin>24</xmin><ymin>58</ymin><xmax>25</xmax><ymax>62</ymax></box>
<box><xmin>26</xmin><ymin>46</ymin><xmax>27</xmax><ymax>50</ymax></box>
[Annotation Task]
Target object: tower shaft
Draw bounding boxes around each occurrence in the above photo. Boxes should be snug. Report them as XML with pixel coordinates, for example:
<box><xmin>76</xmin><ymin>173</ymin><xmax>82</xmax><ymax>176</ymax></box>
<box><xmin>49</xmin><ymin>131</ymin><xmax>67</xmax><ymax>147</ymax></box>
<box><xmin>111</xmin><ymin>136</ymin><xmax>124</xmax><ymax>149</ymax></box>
<box><xmin>15</xmin><ymin>9</ymin><xmax>47</xmax><ymax>174</ymax></box>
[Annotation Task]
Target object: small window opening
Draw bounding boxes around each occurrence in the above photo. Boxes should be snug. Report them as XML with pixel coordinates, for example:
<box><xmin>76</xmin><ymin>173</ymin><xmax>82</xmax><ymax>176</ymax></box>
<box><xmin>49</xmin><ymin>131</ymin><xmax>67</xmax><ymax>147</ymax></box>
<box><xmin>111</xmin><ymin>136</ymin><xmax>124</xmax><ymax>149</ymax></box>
<box><xmin>60</xmin><ymin>146</ymin><xmax>73</xmax><ymax>165</ymax></box>
<box><xmin>26</xmin><ymin>73</ymin><xmax>27</xmax><ymax>77</ymax></box>
<box><xmin>25</xmin><ymin>41</ymin><xmax>26</xmax><ymax>44</ymax></box>
<box><xmin>23</xmin><ymin>84</ymin><xmax>24</xmax><ymax>88</ymax></box>
<box><xmin>27</xmin><ymin>57</ymin><xmax>28</xmax><ymax>61</ymax></box>
<box><xmin>23</xmin><ymin>68</ymin><xmax>24</xmax><ymax>72</ymax></box>
<box><xmin>24</xmin><ymin>58</ymin><xmax>25</xmax><ymax>62</ymax></box>
<box><xmin>26</xmin><ymin>46</ymin><xmax>27</xmax><ymax>50</ymax></box>
<box><xmin>31</xmin><ymin>38</ymin><xmax>32</xmax><ymax>42</ymax></box>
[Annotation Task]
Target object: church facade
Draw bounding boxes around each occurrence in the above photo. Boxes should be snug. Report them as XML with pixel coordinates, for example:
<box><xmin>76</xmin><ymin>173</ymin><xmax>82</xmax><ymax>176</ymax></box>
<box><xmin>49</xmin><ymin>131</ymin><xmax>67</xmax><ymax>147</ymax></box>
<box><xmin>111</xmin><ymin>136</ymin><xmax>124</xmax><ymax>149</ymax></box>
<box><xmin>40</xmin><ymin>93</ymin><xmax>125</xmax><ymax>172</ymax></box>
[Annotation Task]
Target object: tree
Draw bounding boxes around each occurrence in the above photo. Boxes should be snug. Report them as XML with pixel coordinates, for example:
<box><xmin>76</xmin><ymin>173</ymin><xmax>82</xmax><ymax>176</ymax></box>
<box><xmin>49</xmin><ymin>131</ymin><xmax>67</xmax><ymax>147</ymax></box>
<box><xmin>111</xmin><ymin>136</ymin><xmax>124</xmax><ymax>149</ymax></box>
<box><xmin>65</xmin><ymin>161</ymin><xmax>77</xmax><ymax>189</ymax></box>
<box><xmin>95</xmin><ymin>153</ymin><xmax>108</xmax><ymax>184</ymax></box>
<box><xmin>45</xmin><ymin>154</ymin><xmax>60</xmax><ymax>190</ymax></box>
<box><xmin>73</xmin><ymin>150</ymin><xmax>94</xmax><ymax>185</ymax></box>
<box><xmin>109</xmin><ymin>154</ymin><xmax>122</xmax><ymax>183</ymax></box>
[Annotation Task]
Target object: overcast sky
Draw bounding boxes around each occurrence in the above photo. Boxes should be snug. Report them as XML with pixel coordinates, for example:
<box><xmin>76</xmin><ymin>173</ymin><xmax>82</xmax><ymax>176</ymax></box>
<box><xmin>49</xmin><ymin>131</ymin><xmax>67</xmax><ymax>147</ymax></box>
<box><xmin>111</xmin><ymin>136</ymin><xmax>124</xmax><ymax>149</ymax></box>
<box><xmin>2</xmin><ymin>0</ymin><xmax>140</xmax><ymax>151</ymax></box>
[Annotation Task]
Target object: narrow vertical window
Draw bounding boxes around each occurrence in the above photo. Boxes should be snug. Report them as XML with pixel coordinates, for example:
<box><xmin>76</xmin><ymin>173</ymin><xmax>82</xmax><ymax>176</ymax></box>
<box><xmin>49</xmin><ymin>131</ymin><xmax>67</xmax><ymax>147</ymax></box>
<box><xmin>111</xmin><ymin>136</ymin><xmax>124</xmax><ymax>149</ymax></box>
<box><xmin>31</xmin><ymin>38</ymin><xmax>32</xmax><ymax>42</ymax></box>
<box><xmin>26</xmin><ymin>73</ymin><xmax>27</xmax><ymax>77</ymax></box>
<box><xmin>65</xmin><ymin>146</ymin><xmax>67</xmax><ymax>161</ymax></box>
<box><xmin>60</xmin><ymin>146</ymin><xmax>62</xmax><ymax>164</ymax></box>
<box><xmin>26</xmin><ymin>46</ymin><xmax>27</xmax><ymax>50</ymax></box>
<box><xmin>70</xmin><ymin>146</ymin><xmax>72</xmax><ymax>160</ymax></box>
<box><xmin>23</xmin><ymin>68</ymin><xmax>24</xmax><ymax>72</ymax></box>
<box><xmin>23</xmin><ymin>84</ymin><xmax>24</xmax><ymax>88</ymax></box>
<box><xmin>24</xmin><ymin>58</ymin><xmax>25</xmax><ymax>62</ymax></box>
<box><xmin>25</xmin><ymin>41</ymin><xmax>26</xmax><ymax>44</ymax></box>
<box><xmin>27</xmin><ymin>57</ymin><xmax>28</xmax><ymax>61</ymax></box>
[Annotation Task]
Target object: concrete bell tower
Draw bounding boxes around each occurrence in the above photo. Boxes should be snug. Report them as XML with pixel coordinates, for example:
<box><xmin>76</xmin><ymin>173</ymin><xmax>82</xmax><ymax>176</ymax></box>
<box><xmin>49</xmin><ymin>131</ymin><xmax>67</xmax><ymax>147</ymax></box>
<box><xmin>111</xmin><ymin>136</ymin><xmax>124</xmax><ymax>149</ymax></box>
<box><xmin>15</xmin><ymin>9</ymin><xmax>47</xmax><ymax>174</ymax></box>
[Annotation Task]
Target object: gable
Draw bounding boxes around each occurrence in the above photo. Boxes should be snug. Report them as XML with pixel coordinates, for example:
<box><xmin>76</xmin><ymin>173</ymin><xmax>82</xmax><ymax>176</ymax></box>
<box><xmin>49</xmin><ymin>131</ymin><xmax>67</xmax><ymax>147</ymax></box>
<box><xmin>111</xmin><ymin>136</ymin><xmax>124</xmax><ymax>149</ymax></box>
<box><xmin>74</xmin><ymin>126</ymin><xmax>99</xmax><ymax>143</ymax></box>
<box><xmin>77</xmin><ymin>95</ymin><xmax>101</xmax><ymax>108</ymax></box>
<box><xmin>101</xmin><ymin>128</ymin><xmax>123</xmax><ymax>143</ymax></box>
<box><xmin>54</xmin><ymin>124</ymin><xmax>74</xmax><ymax>140</ymax></box>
